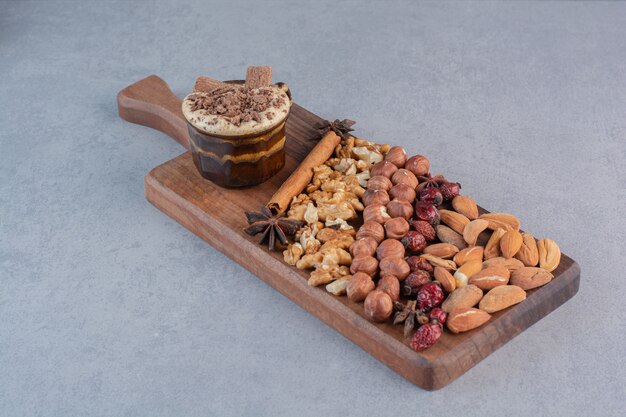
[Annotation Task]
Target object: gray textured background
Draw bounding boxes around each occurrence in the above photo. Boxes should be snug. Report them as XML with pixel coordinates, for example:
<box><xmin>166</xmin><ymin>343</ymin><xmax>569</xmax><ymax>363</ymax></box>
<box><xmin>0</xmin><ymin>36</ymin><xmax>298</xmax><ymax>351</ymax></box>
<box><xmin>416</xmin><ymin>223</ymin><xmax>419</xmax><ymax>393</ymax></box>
<box><xmin>1</xmin><ymin>1</ymin><xmax>625</xmax><ymax>416</ymax></box>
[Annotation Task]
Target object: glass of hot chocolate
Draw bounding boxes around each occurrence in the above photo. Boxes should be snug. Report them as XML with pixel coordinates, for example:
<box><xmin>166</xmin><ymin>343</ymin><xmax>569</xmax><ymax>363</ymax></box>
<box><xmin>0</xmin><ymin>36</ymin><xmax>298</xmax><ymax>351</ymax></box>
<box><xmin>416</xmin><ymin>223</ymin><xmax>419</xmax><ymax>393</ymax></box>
<box><xmin>181</xmin><ymin>82</ymin><xmax>291</xmax><ymax>187</ymax></box>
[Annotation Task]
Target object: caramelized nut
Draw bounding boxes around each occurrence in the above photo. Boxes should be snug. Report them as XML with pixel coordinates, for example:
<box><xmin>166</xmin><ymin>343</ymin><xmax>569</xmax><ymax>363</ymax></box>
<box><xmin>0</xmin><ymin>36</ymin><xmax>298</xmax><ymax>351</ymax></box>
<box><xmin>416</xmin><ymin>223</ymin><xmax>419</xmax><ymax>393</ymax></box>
<box><xmin>391</xmin><ymin>169</ymin><xmax>419</xmax><ymax>189</ymax></box>
<box><xmin>349</xmin><ymin>237</ymin><xmax>378</xmax><ymax>258</ymax></box>
<box><xmin>356</xmin><ymin>221</ymin><xmax>385</xmax><ymax>243</ymax></box>
<box><xmin>376</xmin><ymin>239</ymin><xmax>406</xmax><ymax>260</ymax></box>
<box><xmin>364</xmin><ymin>290</ymin><xmax>393</xmax><ymax>322</ymax></box>
<box><xmin>386</xmin><ymin>199</ymin><xmax>413</xmax><ymax>220</ymax></box>
<box><xmin>370</xmin><ymin>160</ymin><xmax>398</xmax><ymax>178</ymax></box>
<box><xmin>433</xmin><ymin>266</ymin><xmax>456</xmax><ymax>293</ymax></box>
<box><xmin>383</xmin><ymin>217</ymin><xmax>410</xmax><ymax>240</ymax></box>
<box><xmin>362</xmin><ymin>189</ymin><xmax>390</xmax><ymax>207</ymax></box>
<box><xmin>423</xmin><ymin>243</ymin><xmax>460</xmax><ymax>259</ymax></box>
<box><xmin>366</xmin><ymin>175</ymin><xmax>393</xmax><ymax>192</ymax></box>
<box><xmin>405</xmin><ymin>155</ymin><xmax>430</xmax><ymax>176</ymax></box>
<box><xmin>389</xmin><ymin>183</ymin><xmax>416</xmax><ymax>202</ymax></box>
<box><xmin>347</xmin><ymin>272</ymin><xmax>375</xmax><ymax>302</ymax></box>
<box><xmin>379</xmin><ymin>256</ymin><xmax>411</xmax><ymax>280</ymax></box>
<box><xmin>377</xmin><ymin>275</ymin><xmax>400</xmax><ymax>301</ymax></box>
<box><xmin>363</xmin><ymin>204</ymin><xmax>391</xmax><ymax>224</ymax></box>
<box><xmin>453</xmin><ymin>260</ymin><xmax>482</xmax><ymax>287</ymax></box>
<box><xmin>349</xmin><ymin>255</ymin><xmax>378</xmax><ymax>276</ymax></box>
<box><xmin>384</xmin><ymin>146</ymin><xmax>407</xmax><ymax>168</ymax></box>
<box><xmin>453</xmin><ymin>246</ymin><xmax>484</xmax><ymax>266</ymax></box>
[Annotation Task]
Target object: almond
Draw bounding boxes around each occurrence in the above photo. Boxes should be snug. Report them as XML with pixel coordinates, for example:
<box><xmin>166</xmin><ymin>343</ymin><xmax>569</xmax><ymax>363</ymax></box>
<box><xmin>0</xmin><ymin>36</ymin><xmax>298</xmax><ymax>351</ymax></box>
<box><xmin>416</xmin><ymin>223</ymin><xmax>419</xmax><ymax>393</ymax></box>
<box><xmin>483</xmin><ymin>257</ymin><xmax>525</xmax><ymax>272</ymax></box>
<box><xmin>484</xmin><ymin>228</ymin><xmax>506</xmax><ymax>259</ymax></box>
<box><xmin>453</xmin><ymin>260</ymin><xmax>482</xmax><ymax>287</ymax></box>
<box><xmin>515</xmin><ymin>232</ymin><xmax>539</xmax><ymax>266</ymax></box>
<box><xmin>420</xmin><ymin>253</ymin><xmax>457</xmax><ymax>270</ymax></box>
<box><xmin>463</xmin><ymin>219</ymin><xmax>490</xmax><ymax>246</ymax></box>
<box><xmin>447</xmin><ymin>308</ymin><xmax>491</xmax><ymax>333</ymax></box>
<box><xmin>451</xmin><ymin>195</ymin><xmax>479</xmax><ymax>220</ymax></box>
<box><xmin>479</xmin><ymin>213</ymin><xmax>521</xmax><ymax>231</ymax></box>
<box><xmin>500</xmin><ymin>229</ymin><xmax>523</xmax><ymax>259</ymax></box>
<box><xmin>423</xmin><ymin>243</ymin><xmax>459</xmax><ymax>259</ymax></box>
<box><xmin>434</xmin><ymin>266</ymin><xmax>456</xmax><ymax>293</ymax></box>
<box><xmin>538</xmin><ymin>238</ymin><xmax>561</xmax><ymax>272</ymax></box>
<box><xmin>442</xmin><ymin>284</ymin><xmax>483</xmax><ymax>313</ymax></box>
<box><xmin>453</xmin><ymin>246</ymin><xmax>484</xmax><ymax>266</ymax></box>
<box><xmin>439</xmin><ymin>210</ymin><xmax>470</xmax><ymax>235</ymax></box>
<box><xmin>469</xmin><ymin>265</ymin><xmax>510</xmax><ymax>290</ymax></box>
<box><xmin>436</xmin><ymin>225</ymin><xmax>467</xmax><ymax>250</ymax></box>
<box><xmin>510</xmin><ymin>267</ymin><xmax>553</xmax><ymax>290</ymax></box>
<box><xmin>479</xmin><ymin>285</ymin><xmax>526</xmax><ymax>313</ymax></box>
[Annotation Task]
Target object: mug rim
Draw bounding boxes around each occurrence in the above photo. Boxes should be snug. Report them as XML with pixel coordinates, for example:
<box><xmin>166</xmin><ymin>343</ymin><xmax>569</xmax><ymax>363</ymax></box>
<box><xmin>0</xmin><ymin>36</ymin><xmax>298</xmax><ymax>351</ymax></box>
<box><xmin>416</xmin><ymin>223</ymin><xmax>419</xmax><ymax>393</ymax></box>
<box><xmin>184</xmin><ymin>80</ymin><xmax>291</xmax><ymax>139</ymax></box>
<box><xmin>186</xmin><ymin>110</ymin><xmax>289</xmax><ymax>140</ymax></box>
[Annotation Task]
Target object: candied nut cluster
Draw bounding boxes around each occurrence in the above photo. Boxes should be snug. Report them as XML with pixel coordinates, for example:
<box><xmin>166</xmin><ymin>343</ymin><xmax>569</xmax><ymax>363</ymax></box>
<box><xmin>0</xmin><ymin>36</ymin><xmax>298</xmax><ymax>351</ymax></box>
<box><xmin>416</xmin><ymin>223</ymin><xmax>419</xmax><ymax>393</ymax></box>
<box><xmin>282</xmin><ymin>136</ymin><xmax>390</xmax><ymax>291</ymax></box>
<box><xmin>280</xmin><ymin>140</ymin><xmax>563</xmax><ymax>352</ymax></box>
<box><xmin>345</xmin><ymin>145</ymin><xmax>562</xmax><ymax>351</ymax></box>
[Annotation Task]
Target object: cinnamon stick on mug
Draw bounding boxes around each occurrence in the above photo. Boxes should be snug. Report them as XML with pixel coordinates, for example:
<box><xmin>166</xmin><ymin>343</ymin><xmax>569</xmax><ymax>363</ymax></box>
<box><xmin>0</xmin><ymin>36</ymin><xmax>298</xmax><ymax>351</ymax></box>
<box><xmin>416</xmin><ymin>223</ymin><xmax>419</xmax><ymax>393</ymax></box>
<box><xmin>245</xmin><ymin>66</ymin><xmax>272</xmax><ymax>89</ymax></box>
<box><xmin>267</xmin><ymin>131</ymin><xmax>341</xmax><ymax>215</ymax></box>
<box><xmin>193</xmin><ymin>76</ymin><xmax>232</xmax><ymax>93</ymax></box>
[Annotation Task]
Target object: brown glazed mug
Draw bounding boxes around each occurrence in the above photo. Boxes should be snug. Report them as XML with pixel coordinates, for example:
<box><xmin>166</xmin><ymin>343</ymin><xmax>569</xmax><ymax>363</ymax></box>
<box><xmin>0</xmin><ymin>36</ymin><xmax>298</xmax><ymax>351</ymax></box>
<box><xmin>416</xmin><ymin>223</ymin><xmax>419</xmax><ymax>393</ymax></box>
<box><xmin>184</xmin><ymin>81</ymin><xmax>291</xmax><ymax>188</ymax></box>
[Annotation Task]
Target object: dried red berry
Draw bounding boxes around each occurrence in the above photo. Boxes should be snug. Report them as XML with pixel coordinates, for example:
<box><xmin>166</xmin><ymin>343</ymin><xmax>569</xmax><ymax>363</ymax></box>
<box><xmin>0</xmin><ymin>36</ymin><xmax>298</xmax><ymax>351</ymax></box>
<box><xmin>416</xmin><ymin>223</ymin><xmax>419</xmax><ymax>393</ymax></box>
<box><xmin>410</xmin><ymin>323</ymin><xmax>443</xmax><ymax>351</ymax></box>
<box><xmin>411</xmin><ymin>220</ymin><xmax>436</xmax><ymax>241</ymax></box>
<box><xmin>418</xmin><ymin>187</ymin><xmax>443</xmax><ymax>206</ymax></box>
<box><xmin>440</xmin><ymin>182</ymin><xmax>461</xmax><ymax>201</ymax></box>
<box><xmin>414</xmin><ymin>202</ymin><xmax>440</xmax><ymax>226</ymax></box>
<box><xmin>416</xmin><ymin>282</ymin><xmax>444</xmax><ymax>311</ymax></box>
<box><xmin>401</xmin><ymin>231</ymin><xmax>426</xmax><ymax>253</ymax></box>
<box><xmin>402</xmin><ymin>270</ymin><xmax>431</xmax><ymax>296</ymax></box>
<box><xmin>429</xmin><ymin>307</ymin><xmax>447</xmax><ymax>324</ymax></box>
<box><xmin>406</xmin><ymin>255</ymin><xmax>434</xmax><ymax>273</ymax></box>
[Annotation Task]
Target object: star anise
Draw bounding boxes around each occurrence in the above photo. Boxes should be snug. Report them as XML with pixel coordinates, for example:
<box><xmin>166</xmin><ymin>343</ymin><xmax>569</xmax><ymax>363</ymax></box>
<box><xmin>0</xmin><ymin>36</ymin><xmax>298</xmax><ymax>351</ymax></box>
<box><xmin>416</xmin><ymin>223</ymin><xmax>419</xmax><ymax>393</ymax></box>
<box><xmin>316</xmin><ymin>118</ymin><xmax>356</xmax><ymax>140</ymax></box>
<box><xmin>393</xmin><ymin>300</ymin><xmax>429</xmax><ymax>338</ymax></box>
<box><xmin>417</xmin><ymin>173</ymin><xmax>447</xmax><ymax>189</ymax></box>
<box><xmin>244</xmin><ymin>207</ymin><xmax>304</xmax><ymax>251</ymax></box>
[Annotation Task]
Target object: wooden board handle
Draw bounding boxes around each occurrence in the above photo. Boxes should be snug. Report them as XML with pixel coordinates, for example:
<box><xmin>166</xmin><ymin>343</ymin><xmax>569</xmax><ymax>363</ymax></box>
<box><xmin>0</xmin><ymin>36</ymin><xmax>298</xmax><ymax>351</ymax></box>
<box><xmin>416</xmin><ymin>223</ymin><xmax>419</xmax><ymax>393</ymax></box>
<box><xmin>117</xmin><ymin>75</ymin><xmax>190</xmax><ymax>149</ymax></box>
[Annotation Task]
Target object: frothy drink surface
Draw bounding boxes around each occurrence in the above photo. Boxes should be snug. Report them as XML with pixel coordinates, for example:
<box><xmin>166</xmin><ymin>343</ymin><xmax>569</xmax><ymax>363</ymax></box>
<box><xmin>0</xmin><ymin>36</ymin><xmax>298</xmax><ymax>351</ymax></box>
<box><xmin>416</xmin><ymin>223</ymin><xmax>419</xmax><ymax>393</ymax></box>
<box><xmin>182</xmin><ymin>85</ymin><xmax>290</xmax><ymax>136</ymax></box>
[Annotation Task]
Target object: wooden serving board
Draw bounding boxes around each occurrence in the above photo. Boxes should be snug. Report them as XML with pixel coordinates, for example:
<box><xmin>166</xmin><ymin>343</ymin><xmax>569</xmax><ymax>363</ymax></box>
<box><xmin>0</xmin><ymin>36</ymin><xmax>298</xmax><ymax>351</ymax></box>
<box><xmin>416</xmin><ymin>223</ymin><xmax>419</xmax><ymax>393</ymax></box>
<box><xmin>118</xmin><ymin>76</ymin><xmax>580</xmax><ymax>390</ymax></box>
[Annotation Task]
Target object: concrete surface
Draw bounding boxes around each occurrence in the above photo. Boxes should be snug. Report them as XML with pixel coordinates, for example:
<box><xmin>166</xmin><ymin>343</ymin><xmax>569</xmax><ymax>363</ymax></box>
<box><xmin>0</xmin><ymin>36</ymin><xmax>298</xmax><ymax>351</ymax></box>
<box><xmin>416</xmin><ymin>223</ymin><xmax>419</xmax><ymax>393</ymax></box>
<box><xmin>1</xmin><ymin>1</ymin><xmax>625</xmax><ymax>416</ymax></box>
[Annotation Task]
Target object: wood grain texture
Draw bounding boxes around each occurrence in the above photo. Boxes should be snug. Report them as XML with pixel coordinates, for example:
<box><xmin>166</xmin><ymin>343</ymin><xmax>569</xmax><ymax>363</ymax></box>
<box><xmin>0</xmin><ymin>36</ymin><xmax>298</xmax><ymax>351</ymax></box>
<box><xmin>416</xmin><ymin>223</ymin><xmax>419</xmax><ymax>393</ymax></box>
<box><xmin>118</xmin><ymin>75</ymin><xmax>191</xmax><ymax>149</ymax></box>
<box><xmin>120</xmin><ymin>76</ymin><xmax>580</xmax><ymax>390</ymax></box>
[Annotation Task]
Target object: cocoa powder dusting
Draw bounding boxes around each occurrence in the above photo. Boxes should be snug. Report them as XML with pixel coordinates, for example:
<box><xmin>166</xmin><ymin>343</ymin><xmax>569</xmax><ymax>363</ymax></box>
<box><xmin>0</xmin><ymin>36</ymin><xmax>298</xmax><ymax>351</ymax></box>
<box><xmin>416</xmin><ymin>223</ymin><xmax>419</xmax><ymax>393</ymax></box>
<box><xmin>188</xmin><ymin>86</ymin><xmax>286</xmax><ymax>127</ymax></box>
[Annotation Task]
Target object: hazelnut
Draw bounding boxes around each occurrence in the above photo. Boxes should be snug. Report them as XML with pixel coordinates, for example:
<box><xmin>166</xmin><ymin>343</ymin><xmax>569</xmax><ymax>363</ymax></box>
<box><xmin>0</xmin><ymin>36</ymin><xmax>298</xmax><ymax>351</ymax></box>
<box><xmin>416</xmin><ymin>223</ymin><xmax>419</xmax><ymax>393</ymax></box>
<box><xmin>362</xmin><ymin>189</ymin><xmax>390</xmax><ymax>207</ymax></box>
<box><xmin>347</xmin><ymin>272</ymin><xmax>375</xmax><ymax>302</ymax></box>
<box><xmin>391</xmin><ymin>169</ymin><xmax>419</xmax><ymax>189</ymax></box>
<box><xmin>349</xmin><ymin>237</ymin><xmax>378</xmax><ymax>257</ymax></box>
<box><xmin>363</xmin><ymin>204</ymin><xmax>391</xmax><ymax>224</ymax></box>
<box><xmin>384</xmin><ymin>146</ymin><xmax>407</xmax><ymax>168</ymax></box>
<box><xmin>379</xmin><ymin>256</ymin><xmax>411</xmax><ymax>280</ymax></box>
<box><xmin>405</xmin><ymin>155</ymin><xmax>430</xmax><ymax>176</ymax></box>
<box><xmin>356</xmin><ymin>221</ymin><xmax>385</xmax><ymax>243</ymax></box>
<box><xmin>376</xmin><ymin>239</ymin><xmax>406</xmax><ymax>261</ymax></box>
<box><xmin>386</xmin><ymin>199</ymin><xmax>414</xmax><ymax>220</ymax></box>
<box><xmin>384</xmin><ymin>217</ymin><xmax>410</xmax><ymax>240</ymax></box>
<box><xmin>364</xmin><ymin>290</ymin><xmax>393</xmax><ymax>322</ymax></box>
<box><xmin>389</xmin><ymin>183</ymin><xmax>417</xmax><ymax>202</ymax></box>
<box><xmin>377</xmin><ymin>275</ymin><xmax>400</xmax><ymax>301</ymax></box>
<box><xmin>370</xmin><ymin>160</ymin><xmax>398</xmax><ymax>178</ymax></box>
<box><xmin>349</xmin><ymin>255</ymin><xmax>379</xmax><ymax>276</ymax></box>
<box><xmin>367</xmin><ymin>175</ymin><xmax>393</xmax><ymax>192</ymax></box>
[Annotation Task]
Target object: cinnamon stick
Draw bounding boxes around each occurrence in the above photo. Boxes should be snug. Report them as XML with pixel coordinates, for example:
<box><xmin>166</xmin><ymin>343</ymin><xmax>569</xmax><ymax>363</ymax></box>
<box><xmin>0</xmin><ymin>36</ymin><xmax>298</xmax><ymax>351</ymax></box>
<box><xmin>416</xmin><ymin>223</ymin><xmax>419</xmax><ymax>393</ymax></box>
<box><xmin>194</xmin><ymin>76</ymin><xmax>232</xmax><ymax>93</ymax></box>
<box><xmin>245</xmin><ymin>66</ymin><xmax>272</xmax><ymax>89</ymax></box>
<box><xmin>267</xmin><ymin>131</ymin><xmax>341</xmax><ymax>215</ymax></box>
